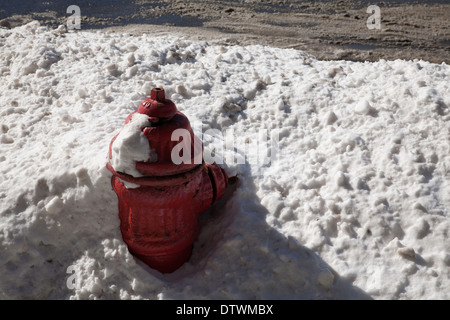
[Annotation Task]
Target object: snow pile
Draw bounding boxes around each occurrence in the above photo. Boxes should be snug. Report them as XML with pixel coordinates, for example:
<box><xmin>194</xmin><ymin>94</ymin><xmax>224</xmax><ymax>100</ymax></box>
<box><xmin>0</xmin><ymin>21</ymin><xmax>449</xmax><ymax>300</ymax></box>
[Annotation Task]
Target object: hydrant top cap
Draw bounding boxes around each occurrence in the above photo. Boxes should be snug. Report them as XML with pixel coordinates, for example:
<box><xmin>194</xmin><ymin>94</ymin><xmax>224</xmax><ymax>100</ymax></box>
<box><xmin>151</xmin><ymin>87</ymin><xmax>165</xmax><ymax>102</ymax></box>
<box><xmin>137</xmin><ymin>87</ymin><xmax>177</xmax><ymax>118</ymax></box>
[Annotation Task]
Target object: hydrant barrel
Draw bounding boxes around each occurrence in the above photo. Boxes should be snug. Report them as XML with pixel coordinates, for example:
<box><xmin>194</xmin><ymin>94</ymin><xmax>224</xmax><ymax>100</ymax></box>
<box><xmin>107</xmin><ymin>87</ymin><xmax>228</xmax><ymax>273</ymax></box>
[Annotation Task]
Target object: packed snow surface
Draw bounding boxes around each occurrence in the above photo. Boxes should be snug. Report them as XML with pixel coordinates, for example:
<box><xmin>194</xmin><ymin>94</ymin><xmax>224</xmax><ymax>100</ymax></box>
<box><xmin>0</xmin><ymin>22</ymin><xmax>449</xmax><ymax>300</ymax></box>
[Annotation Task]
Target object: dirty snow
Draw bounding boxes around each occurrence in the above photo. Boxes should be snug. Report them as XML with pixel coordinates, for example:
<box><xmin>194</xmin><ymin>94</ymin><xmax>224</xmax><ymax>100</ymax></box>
<box><xmin>0</xmin><ymin>21</ymin><xmax>449</xmax><ymax>300</ymax></box>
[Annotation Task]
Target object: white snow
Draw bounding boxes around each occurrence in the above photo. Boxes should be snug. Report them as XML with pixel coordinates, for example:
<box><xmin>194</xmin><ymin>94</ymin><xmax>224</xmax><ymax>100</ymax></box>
<box><xmin>44</xmin><ymin>196</ymin><xmax>64</xmax><ymax>215</ymax></box>
<box><xmin>110</xmin><ymin>112</ymin><xmax>154</xmax><ymax>178</ymax></box>
<box><xmin>0</xmin><ymin>21</ymin><xmax>449</xmax><ymax>300</ymax></box>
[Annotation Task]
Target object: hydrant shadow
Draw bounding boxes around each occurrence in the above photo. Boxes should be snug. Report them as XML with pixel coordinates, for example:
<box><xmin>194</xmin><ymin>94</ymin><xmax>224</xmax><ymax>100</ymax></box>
<box><xmin>154</xmin><ymin>159</ymin><xmax>373</xmax><ymax>299</ymax></box>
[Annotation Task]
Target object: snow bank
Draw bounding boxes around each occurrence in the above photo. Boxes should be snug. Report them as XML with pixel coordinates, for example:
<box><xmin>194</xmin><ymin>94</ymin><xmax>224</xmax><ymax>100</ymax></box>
<box><xmin>0</xmin><ymin>21</ymin><xmax>449</xmax><ymax>300</ymax></box>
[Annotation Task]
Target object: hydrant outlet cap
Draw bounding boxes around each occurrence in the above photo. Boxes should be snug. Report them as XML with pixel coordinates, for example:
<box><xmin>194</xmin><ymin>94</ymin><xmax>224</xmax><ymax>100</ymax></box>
<box><xmin>138</xmin><ymin>87</ymin><xmax>177</xmax><ymax>118</ymax></box>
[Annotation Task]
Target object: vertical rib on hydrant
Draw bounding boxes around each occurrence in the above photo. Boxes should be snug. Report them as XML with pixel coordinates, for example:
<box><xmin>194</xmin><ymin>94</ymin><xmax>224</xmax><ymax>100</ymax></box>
<box><xmin>107</xmin><ymin>87</ymin><xmax>228</xmax><ymax>273</ymax></box>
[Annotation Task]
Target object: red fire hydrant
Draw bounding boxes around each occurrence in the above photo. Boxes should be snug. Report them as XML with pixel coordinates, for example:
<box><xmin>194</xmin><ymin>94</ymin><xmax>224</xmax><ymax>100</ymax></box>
<box><xmin>107</xmin><ymin>87</ymin><xmax>228</xmax><ymax>273</ymax></box>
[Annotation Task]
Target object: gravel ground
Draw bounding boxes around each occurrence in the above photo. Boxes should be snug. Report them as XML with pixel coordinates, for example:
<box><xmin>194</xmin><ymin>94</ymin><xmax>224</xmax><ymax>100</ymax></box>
<box><xmin>1</xmin><ymin>1</ymin><xmax>449</xmax><ymax>65</ymax></box>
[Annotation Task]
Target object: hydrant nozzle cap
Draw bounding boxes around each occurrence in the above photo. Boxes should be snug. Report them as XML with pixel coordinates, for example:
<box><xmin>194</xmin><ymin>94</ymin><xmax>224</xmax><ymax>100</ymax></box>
<box><xmin>137</xmin><ymin>87</ymin><xmax>177</xmax><ymax>118</ymax></box>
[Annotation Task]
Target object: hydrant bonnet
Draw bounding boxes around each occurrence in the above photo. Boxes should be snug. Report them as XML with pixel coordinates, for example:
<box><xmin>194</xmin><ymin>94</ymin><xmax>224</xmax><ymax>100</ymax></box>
<box><xmin>137</xmin><ymin>87</ymin><xmax>177</xmax><ymax>119</ymax></box>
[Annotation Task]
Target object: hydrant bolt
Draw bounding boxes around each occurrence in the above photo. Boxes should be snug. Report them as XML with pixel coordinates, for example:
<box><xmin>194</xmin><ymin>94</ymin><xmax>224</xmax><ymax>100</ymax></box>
<box><xmin>151</xmin><ymin>87</ymin><xmax>165</xmax><ymax>103</ymax></box>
